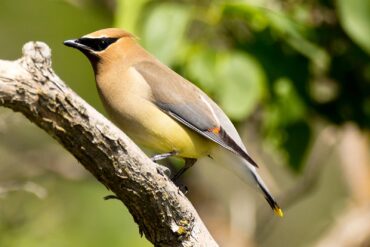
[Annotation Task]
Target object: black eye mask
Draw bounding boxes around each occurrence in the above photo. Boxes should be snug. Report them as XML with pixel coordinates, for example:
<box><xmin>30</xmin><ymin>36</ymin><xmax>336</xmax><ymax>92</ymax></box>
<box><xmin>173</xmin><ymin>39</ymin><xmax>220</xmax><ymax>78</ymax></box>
<box><xmin>77</xmin><ymin>37</ymin><xmax>119</xmax><ymax>52</ymax></box>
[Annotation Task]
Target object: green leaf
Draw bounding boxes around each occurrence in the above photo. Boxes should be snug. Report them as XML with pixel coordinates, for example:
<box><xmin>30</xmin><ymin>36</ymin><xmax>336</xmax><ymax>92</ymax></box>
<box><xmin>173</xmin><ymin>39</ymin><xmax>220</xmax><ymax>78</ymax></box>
<box><xmin>263</xmin><ymin>78</ymin><xmax>306</xmax><ymax>141</ymax></box>
<box><xmin>337</xmin><ymin>0</ymin><xmax>370</xmax><ymax>54</ymax></box>
<box><xmin>215</xmin><ymin>51</ymin><xmax>266</xmax><ymax>120</ymax></box>
<box><xmin>114</xmin><ymin>0</ymin><xmax>150</xmax><ymax>33</ymax></box>
<box><xmin>141</xmin><ymin>3</ymin><xmax>191</xmax><ymax>65</ymax></box>
<box><xmin>263</xmin><ymin>78</ymin><xmax>309</xmax><ymax>172</ymax></box>
<box><xmin>265</xmin><ymin>10</ymin><xmax>330</xmax><ymax>71</ymax></box>
<box><xmin>273</xmin><ymin>78</ymin><xmax>306</xmax><ymax>123</ymax></box>
<box><xmin>223</xmin><ymin>3</ymin><xmax>330</xmax><ymax>71</ymax></box>
<box><xmin>184</xmin><ymin>48</ymin><xmax>218</xmax><ymax>93</ymax></box>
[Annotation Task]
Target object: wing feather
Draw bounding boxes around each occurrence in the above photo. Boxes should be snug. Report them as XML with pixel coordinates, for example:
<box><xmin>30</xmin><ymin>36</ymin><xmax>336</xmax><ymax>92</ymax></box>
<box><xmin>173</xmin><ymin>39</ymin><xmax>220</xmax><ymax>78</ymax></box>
<box><xmin>133</xmin><ymin>60</ymin><xmax>258</xmax><ymax>167</ymax></box>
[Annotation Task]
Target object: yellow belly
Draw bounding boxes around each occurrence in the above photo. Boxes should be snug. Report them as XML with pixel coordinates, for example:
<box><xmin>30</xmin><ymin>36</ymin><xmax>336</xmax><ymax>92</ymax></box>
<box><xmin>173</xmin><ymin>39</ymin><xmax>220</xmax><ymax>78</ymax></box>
<box><xmin>105</xmin><ymin>97</ymin><xmax>213</xmax><ymax>158</ymax></box>
<box><xmin>96</xmin><ymin>67</ymin><xmax>213</xmax><ymax>158</ymax></box>
<box><xmin>131</xmin><ymin>118</ymin><xmax>213</xmax><ymax>158</ymax></box>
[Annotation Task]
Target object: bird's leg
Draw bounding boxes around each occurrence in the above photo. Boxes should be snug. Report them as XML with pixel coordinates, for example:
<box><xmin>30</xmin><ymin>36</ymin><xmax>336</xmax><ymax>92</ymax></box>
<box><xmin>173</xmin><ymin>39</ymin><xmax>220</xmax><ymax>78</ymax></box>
<box><xmin>172</xmin><ymin>158</ymin><xmax>197</xmax><ymax>181</ymax></box>
<box><xmin>151</xmin><ymin>151</ymin><xmax>178</xmax><ymax>177</ymax></box>
<box><xmin>151</xmin><ymin>150</ymin><xmax>178</xmax><ymax>162</ymax></box>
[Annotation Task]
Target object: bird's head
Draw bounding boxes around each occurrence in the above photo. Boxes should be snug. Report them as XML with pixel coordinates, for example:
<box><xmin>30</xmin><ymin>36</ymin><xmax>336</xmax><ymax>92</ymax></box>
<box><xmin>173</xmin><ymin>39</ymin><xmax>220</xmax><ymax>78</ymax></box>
<box><xmin>64</xmin><ymin>28</ymin><xmax>137</xmax><ymax>63</ymax></box>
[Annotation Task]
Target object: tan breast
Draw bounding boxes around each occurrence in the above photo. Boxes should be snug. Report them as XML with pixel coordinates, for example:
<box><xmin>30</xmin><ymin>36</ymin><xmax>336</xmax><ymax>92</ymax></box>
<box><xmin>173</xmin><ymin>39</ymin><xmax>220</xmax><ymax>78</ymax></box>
<box><xmin>95</xmin><ymin>63</ymin><xmax>213</xmax><ymax>158</ymax></box>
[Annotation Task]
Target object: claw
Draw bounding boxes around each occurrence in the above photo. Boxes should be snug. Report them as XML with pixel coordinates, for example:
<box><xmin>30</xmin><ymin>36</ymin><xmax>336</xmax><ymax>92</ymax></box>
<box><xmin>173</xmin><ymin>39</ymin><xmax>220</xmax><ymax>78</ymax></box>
<box><xmin>177</xmin><ymin>184</ymin><xmax>188</xmax><ymax>195</ymax></box>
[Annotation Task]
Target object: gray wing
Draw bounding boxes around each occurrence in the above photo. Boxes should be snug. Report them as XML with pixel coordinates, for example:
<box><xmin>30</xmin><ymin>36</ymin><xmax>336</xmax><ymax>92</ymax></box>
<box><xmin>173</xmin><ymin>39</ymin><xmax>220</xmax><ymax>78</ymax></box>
<box><xmin>134</xmin><ymin>60</ymin><xmax>258</xmax><ymax>167</ymax></box>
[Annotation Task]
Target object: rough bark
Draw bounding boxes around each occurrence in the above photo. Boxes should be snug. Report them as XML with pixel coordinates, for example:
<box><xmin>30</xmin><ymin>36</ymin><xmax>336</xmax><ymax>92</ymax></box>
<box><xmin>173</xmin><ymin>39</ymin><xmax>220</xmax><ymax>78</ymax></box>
<box><xmin>0</xmin><ymin>41</ymin><xmax>218</xmax><ymax>247</ymax></box>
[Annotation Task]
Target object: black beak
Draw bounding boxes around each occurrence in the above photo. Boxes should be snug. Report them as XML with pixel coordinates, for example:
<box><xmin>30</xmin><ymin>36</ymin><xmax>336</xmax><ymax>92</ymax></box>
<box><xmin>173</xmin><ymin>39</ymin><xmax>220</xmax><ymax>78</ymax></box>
<box><xmin>64</xmin><ymin>39</ymin><xmax>78</xmax><ymax>47</ymax></box>
<box><xmin>63</xmin><ymin>39</ymin><xmax>88</xmax><ymax>50</ymax></box>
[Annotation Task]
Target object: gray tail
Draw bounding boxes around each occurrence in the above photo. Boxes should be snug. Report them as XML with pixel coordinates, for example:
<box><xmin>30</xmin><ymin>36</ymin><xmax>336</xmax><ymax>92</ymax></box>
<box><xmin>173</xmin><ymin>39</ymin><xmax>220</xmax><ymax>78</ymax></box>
<box><xmin>252</xmin><ymin>172</ymin><xmax>283</xmax><ymax>217</ymax></box>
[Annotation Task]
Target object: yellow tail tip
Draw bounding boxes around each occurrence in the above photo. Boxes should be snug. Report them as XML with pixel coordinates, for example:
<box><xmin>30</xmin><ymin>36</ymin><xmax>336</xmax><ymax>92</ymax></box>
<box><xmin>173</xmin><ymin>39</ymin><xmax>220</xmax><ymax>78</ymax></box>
<box><xmin>274</xmin><ymin>207</ymin><xmax>284</xmax><ymax>217</ymax></box>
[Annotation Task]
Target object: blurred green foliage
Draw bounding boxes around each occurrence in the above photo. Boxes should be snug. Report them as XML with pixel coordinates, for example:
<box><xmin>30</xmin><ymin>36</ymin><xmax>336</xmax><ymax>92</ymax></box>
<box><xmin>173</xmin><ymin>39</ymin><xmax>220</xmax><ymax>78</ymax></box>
<box><xmin>116</xmin><ymin>0</ymin><xmax>370</xmax><ymax>172</ymax></box>
<box><xmin>0</xmin><ymin>178</ymin><xmax>150</xmax><ymax>247</ymax></box>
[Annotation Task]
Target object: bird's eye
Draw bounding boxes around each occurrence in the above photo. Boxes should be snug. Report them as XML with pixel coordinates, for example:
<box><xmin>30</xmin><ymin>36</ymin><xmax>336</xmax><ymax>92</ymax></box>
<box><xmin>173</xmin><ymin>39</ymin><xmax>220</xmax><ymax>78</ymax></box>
<box><xmin>77</xmin><ymin>37</ymin><xmax>118</xmax><ymax>52</ymax></box>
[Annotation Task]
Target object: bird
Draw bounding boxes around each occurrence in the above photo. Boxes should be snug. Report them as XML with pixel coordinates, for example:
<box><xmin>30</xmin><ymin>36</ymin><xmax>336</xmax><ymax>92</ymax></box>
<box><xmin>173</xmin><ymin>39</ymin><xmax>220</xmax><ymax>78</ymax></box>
<box><xmin>64</xmin><ymin>28</ymin><xmax>283</xmax><ymax>217</ymax></box>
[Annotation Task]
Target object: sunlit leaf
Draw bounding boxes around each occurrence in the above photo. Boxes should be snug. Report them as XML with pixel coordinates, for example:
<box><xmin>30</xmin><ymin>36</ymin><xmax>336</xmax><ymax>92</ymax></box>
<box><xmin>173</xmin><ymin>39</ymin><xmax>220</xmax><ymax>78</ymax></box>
<box><xmin>216</xmin><ymin>51</ymin><xmax>266</xmax><ymax>120</ymax></box>
<box><xmin>337</xmin><ymin>0</ymin><xmax>370</xmax><ymax>54</ymax></box>
<box><xmin>184</xmin><ymin>47</ymin><xmax>218</xmax><ymax>93</ymax></box>
<box><xmin>141</xmin><ymin>3</ymin><xmax>191</xmax><ymax>65</ymax></box>
<box><xmin>115</xmin><ymin>0</ymin><xmax>149</xmax><ymax>33</ymax></box>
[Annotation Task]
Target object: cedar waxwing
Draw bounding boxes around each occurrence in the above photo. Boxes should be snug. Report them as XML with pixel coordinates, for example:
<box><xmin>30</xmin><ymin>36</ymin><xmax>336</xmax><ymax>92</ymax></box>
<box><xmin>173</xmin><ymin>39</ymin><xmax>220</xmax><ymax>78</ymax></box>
<box><xmin>64</xmin><ymin>28</ymin><xmax>283</xmax><ymax>217</ymax></box>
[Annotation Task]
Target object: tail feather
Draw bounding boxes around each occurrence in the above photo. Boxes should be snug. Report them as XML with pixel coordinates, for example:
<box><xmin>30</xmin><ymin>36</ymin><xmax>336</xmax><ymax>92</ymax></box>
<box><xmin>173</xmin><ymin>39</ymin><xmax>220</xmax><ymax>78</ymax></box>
<box><xmin>251</xmin><ymin>172</ymin><xmax>284</xmax><ymax>217</ymax></box>
<box><xmin>260</xmin><ymin>182</ymin><xmax>284</xmax><ymax>217</ymax></box>
<box><xmin>210</xmin><ymin>147</ymin><xmax>283</xmax><ymax>217</ymax></box>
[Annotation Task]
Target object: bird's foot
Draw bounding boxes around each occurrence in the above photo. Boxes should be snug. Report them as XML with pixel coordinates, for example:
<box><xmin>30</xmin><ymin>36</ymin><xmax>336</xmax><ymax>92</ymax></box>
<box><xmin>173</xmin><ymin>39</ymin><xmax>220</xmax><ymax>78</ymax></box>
<box><xmin>177</xmin><ymin>184</ymin><xmax>189</xmax><ymax>195</ymax></box>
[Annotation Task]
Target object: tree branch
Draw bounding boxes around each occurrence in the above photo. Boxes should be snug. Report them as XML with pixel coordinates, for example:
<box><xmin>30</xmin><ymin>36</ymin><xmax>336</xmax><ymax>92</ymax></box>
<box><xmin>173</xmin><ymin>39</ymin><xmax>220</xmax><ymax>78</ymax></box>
<box><xmin>0</xmin><ymin>41</ymin><xmax>218</xmax><ymax>247</ymax></box>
